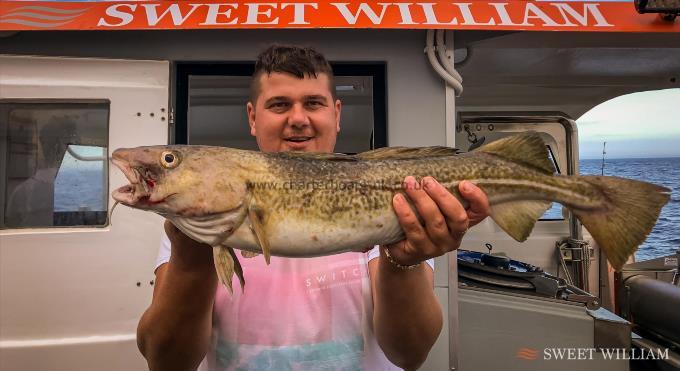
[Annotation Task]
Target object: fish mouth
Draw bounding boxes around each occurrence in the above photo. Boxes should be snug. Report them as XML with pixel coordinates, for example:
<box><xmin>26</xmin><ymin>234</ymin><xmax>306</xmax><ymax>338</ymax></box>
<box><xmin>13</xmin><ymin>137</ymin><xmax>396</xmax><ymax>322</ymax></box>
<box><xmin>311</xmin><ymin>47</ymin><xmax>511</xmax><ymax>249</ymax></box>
<box><xmin>112</xmin><ymin>184</ymin><xmax>175</xmax><ymax>206</ymax></box>
<box><xmin>111</xmin><ymin>158</ymin><xmax>173</xmax><ymax>207</ymax></box>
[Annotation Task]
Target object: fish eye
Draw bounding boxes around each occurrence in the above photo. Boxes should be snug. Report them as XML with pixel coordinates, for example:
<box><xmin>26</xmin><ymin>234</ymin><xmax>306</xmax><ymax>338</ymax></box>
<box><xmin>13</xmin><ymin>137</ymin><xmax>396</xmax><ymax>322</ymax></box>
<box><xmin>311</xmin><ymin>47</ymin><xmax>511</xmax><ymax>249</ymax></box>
<box><xmin>160</xmin><ymin>150</ymin><xmax>181</xmax><ymax>169</ymax></box>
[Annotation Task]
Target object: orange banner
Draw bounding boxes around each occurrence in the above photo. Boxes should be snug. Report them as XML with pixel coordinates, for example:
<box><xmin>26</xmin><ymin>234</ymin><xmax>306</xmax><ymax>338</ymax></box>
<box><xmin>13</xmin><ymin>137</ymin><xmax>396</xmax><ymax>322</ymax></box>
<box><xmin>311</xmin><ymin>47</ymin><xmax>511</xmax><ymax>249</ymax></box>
<box><xmin>1</xmin><ymin>1</ymin><xmax>678</xmax><ymax>32</ymax></box>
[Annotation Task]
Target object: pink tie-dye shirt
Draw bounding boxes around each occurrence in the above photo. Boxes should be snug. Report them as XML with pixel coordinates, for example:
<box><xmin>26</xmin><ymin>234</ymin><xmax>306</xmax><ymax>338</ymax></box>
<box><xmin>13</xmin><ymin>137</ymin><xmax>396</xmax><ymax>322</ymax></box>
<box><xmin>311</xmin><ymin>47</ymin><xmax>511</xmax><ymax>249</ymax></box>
<box><xmin>157</xmin><ymin>232</ymin><xmax>433</xmax><ymax>371</ymax></box>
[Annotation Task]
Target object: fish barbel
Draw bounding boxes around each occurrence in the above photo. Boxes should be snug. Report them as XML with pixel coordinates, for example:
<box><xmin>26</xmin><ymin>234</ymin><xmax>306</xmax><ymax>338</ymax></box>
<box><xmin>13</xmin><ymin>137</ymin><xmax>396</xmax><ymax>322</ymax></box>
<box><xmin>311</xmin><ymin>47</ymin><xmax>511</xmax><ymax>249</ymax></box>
<box><xmin>111</xmin><ymin>132</ymin><xmax>670</xmax><ymax>292</ymax></box>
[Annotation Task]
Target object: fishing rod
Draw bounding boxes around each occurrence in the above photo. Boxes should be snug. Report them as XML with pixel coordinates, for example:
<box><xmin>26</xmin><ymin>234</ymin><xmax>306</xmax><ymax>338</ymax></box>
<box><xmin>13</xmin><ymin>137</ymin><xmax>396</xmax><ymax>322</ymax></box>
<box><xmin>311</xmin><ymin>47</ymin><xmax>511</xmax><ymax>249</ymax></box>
<box><xmin>601</xmin><ymin>141</ymin><xmax>607</xmax><ymax>176</ymax></box>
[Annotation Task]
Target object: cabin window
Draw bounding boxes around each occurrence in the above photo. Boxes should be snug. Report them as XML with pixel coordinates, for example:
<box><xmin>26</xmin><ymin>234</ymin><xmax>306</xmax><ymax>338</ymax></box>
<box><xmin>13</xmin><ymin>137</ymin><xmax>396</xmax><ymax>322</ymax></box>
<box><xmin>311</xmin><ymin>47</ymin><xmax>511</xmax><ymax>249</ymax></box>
<box><xmin>174</xmin><ymin>63</ymin><xmax>386</xmax><ymax>152</ymax></box>
<box><xmin>0</xmin><ymin>101</ymin><xmax>109</xmax><ymax>229</ymax></box>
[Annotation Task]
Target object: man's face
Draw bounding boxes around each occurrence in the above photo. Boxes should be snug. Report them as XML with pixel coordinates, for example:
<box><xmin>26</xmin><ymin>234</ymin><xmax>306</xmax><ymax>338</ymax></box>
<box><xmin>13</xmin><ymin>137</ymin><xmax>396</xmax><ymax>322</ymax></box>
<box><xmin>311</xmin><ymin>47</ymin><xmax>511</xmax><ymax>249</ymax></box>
<box><xmin>247</xmin><ymin>72</ymin><xmax>341</xmax><ymax>154</ymax></box>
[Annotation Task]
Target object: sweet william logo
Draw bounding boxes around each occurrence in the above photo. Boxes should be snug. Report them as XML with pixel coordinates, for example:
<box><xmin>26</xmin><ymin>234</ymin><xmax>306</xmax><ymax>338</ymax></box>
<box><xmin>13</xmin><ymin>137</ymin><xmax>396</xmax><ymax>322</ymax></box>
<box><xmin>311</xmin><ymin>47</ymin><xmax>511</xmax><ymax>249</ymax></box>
<box><xmin>516</xmin><ymin>348</ymin><xmax>539</xmax><ymax>360</ymax></box>
<box><xmin>516</xmin><ymin>347</ymin><xmax>670</xmax><ymax>361</ymax></box>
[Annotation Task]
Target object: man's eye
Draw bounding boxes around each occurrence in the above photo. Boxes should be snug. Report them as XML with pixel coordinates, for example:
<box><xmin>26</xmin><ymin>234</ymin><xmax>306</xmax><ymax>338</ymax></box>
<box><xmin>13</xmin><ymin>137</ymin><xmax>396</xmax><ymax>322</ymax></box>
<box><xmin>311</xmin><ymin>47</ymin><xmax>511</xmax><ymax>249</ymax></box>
<box><xmin>269</xmin><ymin>102</ymin><xmax>289</xmax><ymax>109</ymax></box>
<box><xmin>306</xmin><ymin>101</ymin><xmax>323</xmax><ymax>107</ymax></box>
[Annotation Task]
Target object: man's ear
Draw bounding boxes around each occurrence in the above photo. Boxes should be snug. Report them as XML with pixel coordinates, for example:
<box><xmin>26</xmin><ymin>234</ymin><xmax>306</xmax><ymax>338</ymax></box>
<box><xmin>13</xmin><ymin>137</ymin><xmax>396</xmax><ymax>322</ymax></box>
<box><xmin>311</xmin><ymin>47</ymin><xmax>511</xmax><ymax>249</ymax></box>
<box><xmin>334</xmin><ymin>99</ymin><xmax>342</xmax><ymax>133</ymax></box>
<box><xmin>247</xmin><ymin>102</ymin><xmax>257</xmax><ymax>136</ymax></box>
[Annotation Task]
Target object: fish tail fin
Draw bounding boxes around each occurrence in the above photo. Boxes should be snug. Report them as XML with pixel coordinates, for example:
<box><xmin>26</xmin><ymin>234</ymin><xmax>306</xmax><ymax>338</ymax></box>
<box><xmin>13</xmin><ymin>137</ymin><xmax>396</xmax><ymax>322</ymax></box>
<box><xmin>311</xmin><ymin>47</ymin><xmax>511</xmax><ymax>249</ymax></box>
<box><xmin>212</xmin><ymin>245</ymin><xmax>246</xmax><ymax>294</ymax></box>
<box><xmin>571</xmin><ymin>175</ymin><xmax>670</xmax><ymax>271</ymax></box>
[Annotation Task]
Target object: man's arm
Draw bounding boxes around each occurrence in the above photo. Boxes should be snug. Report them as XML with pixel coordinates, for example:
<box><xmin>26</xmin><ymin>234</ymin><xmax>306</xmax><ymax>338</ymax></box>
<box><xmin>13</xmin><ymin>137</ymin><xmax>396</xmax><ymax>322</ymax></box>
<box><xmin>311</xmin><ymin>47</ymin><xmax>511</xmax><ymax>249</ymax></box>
<box><xmin>370</xmin><ymin>177</ymin><xmax>490</xmax><ymax>370</ymax></box>
<box><xmin>137</xmin><ymin>221</ymin><xmax>217</xmax><ymax>371</ymax></box>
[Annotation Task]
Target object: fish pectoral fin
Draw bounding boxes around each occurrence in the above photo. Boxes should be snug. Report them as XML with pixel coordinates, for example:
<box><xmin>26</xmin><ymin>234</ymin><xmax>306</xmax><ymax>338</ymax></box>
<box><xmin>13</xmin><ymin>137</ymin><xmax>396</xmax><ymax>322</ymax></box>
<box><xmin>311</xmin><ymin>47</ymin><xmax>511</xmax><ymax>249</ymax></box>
<box><xmin>241</xmin><ymin>250</ymin><xmax>260</xmax><ymax>258</ymax></box>
<box><xmin>212</xmin><ymin>245</ymin><xmax>246</xmax><ymax>294</ymax></box>
<box><xmin>248</xmin><ymin>204</ymin><xmax>272</xmax><ymax>265</ymax></box>
<box><xmin>490</xmin><ymin>200</ymin><xmax>552</xmax><ymax>242</ymax></box>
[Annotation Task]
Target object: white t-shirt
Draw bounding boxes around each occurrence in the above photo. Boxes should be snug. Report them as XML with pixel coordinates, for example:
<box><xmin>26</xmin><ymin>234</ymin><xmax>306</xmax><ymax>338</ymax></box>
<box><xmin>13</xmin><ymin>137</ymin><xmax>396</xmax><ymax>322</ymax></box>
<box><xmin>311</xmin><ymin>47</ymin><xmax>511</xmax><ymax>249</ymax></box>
<box><xmin>157</xmin><ymin>232</ymin><xmax>434</xmax><ymax>371</ymax></box>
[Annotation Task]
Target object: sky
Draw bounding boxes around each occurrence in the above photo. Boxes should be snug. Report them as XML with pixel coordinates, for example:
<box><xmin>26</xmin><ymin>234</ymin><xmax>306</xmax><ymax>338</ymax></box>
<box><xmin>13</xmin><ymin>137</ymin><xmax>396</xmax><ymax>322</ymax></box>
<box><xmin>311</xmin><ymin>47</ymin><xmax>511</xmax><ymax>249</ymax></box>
<box><xmin>577</xmin><ymin>88</ymin><xmax>680</xmax><ymax>159</ymax></box>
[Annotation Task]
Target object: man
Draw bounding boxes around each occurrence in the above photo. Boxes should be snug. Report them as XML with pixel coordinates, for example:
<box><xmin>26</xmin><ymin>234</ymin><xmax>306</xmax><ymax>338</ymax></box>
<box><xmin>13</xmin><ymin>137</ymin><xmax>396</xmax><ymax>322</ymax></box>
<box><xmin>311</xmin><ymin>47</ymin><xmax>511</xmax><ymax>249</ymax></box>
<box><xmin>6</xmin><ymin>118</ymin><xmax>78</xmax><ymax>227</ymax></box>
<box><xmin>137</xmin><ymin>45</ymin><xmax>490</xmax><ymax>371</ymax></box>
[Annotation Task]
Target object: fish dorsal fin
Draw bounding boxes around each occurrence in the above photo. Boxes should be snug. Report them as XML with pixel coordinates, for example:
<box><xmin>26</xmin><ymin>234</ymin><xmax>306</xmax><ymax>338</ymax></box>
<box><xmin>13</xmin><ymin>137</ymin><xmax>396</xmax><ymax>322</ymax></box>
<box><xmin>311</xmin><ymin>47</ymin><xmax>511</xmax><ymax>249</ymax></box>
<box><xmin>358</xmin><ymin>146</ymin><xmax>459</xmax><ymax>160</ymax></box>
<box><xmin>274</xmin><ymin>152</ymin><xmax>357</xmax><ymax>162</ymax></box>
<box><xmin>474</xmin><ymin>132</ymin><xmax>555</xmax><ymax>175</ymax></box>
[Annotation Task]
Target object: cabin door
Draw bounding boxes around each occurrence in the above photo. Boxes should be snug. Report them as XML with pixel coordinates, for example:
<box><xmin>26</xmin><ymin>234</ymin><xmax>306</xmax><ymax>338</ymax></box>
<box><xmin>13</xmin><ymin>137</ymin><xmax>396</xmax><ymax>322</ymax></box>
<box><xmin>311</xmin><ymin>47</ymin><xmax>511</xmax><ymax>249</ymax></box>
<box><xmin>0</xmin><ymin>55</ymin><xmax>169</xmax><ymax>371</ymax></box>
<box><xmin>452</xmin><ymin>112</ymin><xmax>597</xmax><ymax>289</ymax></box>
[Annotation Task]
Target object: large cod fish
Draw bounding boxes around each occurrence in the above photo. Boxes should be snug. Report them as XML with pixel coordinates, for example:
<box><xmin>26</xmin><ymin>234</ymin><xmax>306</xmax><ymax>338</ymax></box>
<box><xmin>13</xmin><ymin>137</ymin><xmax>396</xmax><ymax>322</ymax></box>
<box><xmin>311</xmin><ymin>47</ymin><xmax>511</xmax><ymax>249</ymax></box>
<box><xmin>112</xmin><ymin>132</ymin><xmax>670</xmax><ymax>292</ymax></box>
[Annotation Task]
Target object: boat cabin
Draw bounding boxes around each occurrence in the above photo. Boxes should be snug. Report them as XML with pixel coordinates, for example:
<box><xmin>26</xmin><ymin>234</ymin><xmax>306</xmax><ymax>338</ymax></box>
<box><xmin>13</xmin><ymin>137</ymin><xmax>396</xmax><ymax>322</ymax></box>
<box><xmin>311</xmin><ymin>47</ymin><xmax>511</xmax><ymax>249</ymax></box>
<box><xmin>1</xmin><ymin>1</ymin><xmax>679</xmax><ymax>370</ymax></box>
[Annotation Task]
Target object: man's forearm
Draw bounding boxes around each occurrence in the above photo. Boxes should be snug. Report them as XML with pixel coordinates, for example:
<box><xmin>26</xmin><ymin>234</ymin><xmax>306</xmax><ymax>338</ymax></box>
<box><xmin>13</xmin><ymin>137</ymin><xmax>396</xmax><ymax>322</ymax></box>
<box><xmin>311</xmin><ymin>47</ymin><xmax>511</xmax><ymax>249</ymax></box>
<box><xmin>137</xmin><ymin>241</ymin><xmax>217</xmax><ymax>371</ymax></box>
<box><xmin>371</xmin><ymin>251</ymin><xmax>443</xmax><ymax>371</ymax></box>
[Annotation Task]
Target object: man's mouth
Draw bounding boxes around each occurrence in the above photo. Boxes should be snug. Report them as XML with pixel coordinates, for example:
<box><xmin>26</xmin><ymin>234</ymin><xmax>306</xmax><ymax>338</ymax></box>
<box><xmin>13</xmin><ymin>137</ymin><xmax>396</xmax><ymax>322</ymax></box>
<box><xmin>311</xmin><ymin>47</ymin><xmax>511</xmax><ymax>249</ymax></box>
<box><xmin>285</xmin><ymin>136</ymin><xmax>313</xmax><ymax>143</ymax></box>
<box><xmin>284</xmin><ymin>136</ymin><xmax>314</xmax><ymax>149</ymax></box>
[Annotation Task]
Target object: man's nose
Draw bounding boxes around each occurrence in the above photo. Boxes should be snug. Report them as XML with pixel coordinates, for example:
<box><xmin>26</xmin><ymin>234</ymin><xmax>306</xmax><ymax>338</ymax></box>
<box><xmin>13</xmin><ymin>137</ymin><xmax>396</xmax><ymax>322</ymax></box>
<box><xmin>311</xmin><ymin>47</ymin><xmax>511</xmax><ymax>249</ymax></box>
<box><xmin>287</xmin><ymin>103</ymin><xmax>310</xmax><ymax>127</ymax></box>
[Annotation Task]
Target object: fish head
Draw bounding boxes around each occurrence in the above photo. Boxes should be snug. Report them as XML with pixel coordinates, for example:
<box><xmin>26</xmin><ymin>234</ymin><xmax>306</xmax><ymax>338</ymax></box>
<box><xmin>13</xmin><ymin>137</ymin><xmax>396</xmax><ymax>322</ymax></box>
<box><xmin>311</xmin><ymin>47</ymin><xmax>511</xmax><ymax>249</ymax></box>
<box><xmin>111</xmin><ymin>146</ymin><xmax>247</xmax><ymax>217</ymax></box>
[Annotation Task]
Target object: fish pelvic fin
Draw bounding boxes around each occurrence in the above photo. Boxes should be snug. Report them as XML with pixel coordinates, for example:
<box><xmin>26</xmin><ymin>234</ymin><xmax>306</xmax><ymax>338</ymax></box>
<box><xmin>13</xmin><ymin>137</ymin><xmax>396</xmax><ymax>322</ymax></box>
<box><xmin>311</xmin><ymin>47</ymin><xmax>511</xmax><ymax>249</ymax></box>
<box><xmin>213</xmin><ymin>245</ymin><xmax>245</xmax><ymax>294</ymax></box>
<box><xmin>571</xmin><ymin>175</ymin><xmax>670</xmax><ymax>271</ymax></box>
<box><xmin>228</xmin><ymin>246</ymin><xmax>246</xmax><ymax>292</ymax></box>
<box><xmin>475</xmin><ymin>132</ymin><xmax>555</xmax><ymax>175</ymax></box>
<box><xmin>490</xmin><ymin>200</ymin><xmax>552</xmax><ymax>241</ymax></box>
<box><xmin>248</xmin><ymin>204</ymin><xmax>271</xmax><ymax>265</ymax></box>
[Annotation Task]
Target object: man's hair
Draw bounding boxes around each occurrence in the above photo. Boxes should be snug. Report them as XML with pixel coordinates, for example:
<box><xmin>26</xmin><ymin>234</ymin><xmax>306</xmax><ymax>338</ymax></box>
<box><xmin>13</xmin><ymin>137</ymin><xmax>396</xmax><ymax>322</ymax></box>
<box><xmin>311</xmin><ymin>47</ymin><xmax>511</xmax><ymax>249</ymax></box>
<box><xmin>250</xmin><ymin>45</ymin><xmax>336</xmax><ymax>103</ymax></box>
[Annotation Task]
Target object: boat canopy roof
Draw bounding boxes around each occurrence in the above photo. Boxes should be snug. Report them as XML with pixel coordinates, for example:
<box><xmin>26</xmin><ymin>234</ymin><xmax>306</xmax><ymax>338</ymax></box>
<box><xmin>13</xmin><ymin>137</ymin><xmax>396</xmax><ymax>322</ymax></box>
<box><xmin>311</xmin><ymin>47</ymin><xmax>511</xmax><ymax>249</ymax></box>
<box><xmin>1</xmin><ymin>0</ymin><xmax>679</xmax><ymax>32</ymax></box>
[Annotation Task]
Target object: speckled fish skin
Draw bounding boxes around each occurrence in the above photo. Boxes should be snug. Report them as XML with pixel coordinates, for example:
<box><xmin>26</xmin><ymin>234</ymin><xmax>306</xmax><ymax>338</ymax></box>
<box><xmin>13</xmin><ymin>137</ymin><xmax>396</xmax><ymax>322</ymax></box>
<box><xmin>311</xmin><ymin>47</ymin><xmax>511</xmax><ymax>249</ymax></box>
<box><xmin>111</xmin><ymin>132</ymin><xmax>670</xmax><ymax>290</ymax></box>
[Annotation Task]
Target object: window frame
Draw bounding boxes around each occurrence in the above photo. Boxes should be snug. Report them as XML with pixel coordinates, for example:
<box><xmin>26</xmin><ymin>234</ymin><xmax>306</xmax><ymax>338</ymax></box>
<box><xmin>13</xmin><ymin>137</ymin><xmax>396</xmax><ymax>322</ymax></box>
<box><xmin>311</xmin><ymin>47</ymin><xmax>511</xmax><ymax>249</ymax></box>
<box><xmin>173</xmin><ymin>62</ymin><xmax>388</xmax><ymax>148</ymax></box>
<box><xmin>0</xmin><ymin>98</ymin><xmax>111</xmax><ymax>229</ymax></box>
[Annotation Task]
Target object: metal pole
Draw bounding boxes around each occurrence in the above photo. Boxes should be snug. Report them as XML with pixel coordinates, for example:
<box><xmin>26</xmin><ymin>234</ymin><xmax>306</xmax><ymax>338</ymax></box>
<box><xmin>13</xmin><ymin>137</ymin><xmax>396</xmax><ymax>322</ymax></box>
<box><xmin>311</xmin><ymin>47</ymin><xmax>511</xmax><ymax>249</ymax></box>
<box><xmin>566</xmin><ymin>121</ymin><xmax>590</xmax><ymax>292</ymax></box>
<box><xmin>673</xmin><ymin>249</ymin><xmax>680</xmax><ymax>286</ymax></box>
<box><xmin>601</xmin><ymin>141</ymin><xmax>606</xmax><ymax>176</ymax></box>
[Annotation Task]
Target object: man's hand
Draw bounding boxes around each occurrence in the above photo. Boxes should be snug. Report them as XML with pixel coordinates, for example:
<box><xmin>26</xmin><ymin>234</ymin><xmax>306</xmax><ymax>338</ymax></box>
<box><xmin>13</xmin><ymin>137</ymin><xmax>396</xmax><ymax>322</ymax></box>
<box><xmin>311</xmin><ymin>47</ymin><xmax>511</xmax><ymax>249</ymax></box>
<box><xmin>384</xmin><ymin>176</ymin><xmax>490</xmax><ymax>266</ymax></box>
<box><xmin>370</xmin><ymin>176</ymin><xmax>488</xmax><ymax>369</ymax></box>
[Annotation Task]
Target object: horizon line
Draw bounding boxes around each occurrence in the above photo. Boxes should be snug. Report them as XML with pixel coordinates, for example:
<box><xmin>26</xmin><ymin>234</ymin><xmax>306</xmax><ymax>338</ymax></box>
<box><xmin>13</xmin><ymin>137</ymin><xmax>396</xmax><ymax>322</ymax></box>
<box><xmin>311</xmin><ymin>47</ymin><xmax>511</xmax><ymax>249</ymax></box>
<box><xmin>580</xmin><ymin>155</ymin><xmax>680</xmax><ymax>160</ymax></box>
